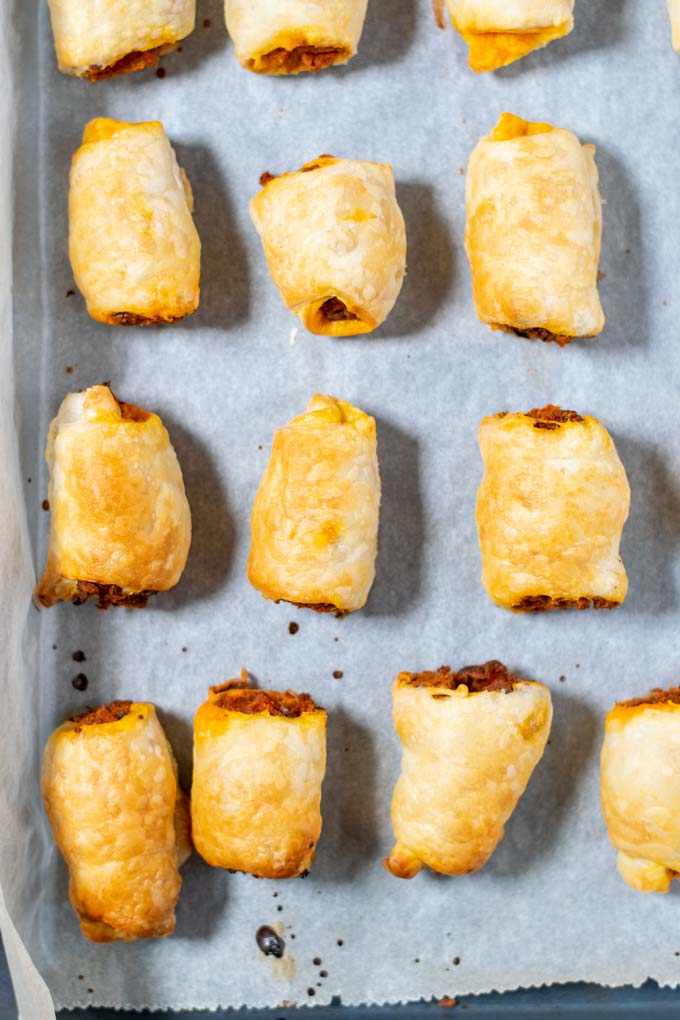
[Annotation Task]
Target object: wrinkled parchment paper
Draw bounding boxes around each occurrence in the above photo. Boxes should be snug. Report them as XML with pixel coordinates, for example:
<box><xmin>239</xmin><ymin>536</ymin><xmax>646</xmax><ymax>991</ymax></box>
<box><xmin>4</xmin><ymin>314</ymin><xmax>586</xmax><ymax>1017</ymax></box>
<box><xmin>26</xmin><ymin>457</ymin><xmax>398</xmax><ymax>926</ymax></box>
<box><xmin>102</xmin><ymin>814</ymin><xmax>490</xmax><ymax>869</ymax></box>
<box><xmin>3</xmin><ymin>0</ymin><xmax>680</xmax><ymax>1013</ymax></box>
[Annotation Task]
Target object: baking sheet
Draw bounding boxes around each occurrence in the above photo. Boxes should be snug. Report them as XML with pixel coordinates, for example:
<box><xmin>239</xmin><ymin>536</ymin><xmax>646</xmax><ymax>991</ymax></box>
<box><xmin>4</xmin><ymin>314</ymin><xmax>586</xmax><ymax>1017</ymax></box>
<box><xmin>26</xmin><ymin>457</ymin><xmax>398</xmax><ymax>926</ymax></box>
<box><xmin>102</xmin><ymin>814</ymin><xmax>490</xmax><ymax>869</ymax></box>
<box><xmin>4</xmin><ymin>0</ymin><xmax>680</xmax><ymax>1013</ymax></box>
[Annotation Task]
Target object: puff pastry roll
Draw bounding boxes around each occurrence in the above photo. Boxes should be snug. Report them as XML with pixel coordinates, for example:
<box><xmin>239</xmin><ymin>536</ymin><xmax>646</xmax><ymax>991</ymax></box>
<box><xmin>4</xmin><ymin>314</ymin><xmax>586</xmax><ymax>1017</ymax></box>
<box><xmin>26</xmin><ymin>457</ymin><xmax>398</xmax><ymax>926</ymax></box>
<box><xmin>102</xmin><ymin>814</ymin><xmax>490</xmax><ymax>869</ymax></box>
<box><xmin>465</xmin><ymin>114</ymin><xmax>603</xmax><ymax>346</ymax></box>
<box><xmin>601</xmin><ymin>689</ymin><xmax>680</xmax><ymax>893</ymax></box>
<box><xmin>47</xmin><ymin>1</ymin><xmax>195</xmax><ymax>80</ymax></box>
<box><xmin>436</xmin><ymin>1</ymin><xmax>573</xmax><ymax>72</ymax></box>
<box><xmin>247</xmin><ymin>394</ymin><xmax>380</xmax><ymax>614</ymax></box>
<box><xmin>42</xmin><ymin>701</ymin><xmax>191</xmax><ymax>942</ymax></box>
<box><xmin>69</xmin><ymin>119</ymin><xmax>201</xmax><ymax>326</ymax></box>
<box><xmin>37</xmin><ymin>385</ymin><xmax>191</xmax><ymax>610</ymax></box>
<box><xmin>385</xmin><ymin>662</ymin><xmax>552</xmax><ymax>878</ymax></box>
<box><xmin>250</xmin><ymin>155</ymin><xmax>406</xmax><ymax>336</ymax></box>
<box><xmin>224</xmin><ymin>0</ymin><xmax>368</xmax><ymax>74</ymax></box>
<box><xmin>192</xmin><ymin>677</ymin><xmax>327</xmax><ymax>878</ymax></box>
<box><xmin>476</xmin><ymin>405</ymin><xmax>630</xmax><ymax>612</ymax></box>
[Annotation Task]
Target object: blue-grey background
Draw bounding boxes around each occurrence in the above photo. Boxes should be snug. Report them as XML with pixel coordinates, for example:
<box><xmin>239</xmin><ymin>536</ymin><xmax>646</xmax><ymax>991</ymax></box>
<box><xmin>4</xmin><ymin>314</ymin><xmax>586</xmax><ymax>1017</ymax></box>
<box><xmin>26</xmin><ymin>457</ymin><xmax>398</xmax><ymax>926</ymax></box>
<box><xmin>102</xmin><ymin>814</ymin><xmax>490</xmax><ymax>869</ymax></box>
<box><xmin>9</xmin><ymin>0</ymin><xmax>680</xmax><ymax>1013</ymax></box>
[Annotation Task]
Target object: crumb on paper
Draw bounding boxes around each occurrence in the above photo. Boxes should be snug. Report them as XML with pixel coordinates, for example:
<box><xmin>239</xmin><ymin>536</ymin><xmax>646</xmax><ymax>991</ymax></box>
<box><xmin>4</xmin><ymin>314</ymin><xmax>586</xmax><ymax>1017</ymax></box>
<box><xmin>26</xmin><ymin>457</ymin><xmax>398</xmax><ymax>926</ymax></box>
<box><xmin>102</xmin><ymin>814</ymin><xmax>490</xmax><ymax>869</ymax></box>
<box><xmin>41</xmin><ymin>499</ymin><xmax>49</xmax><ymax>511</ymax></box>
<box><xmin>438</xmin><ymin>996</ymin><xmax>458</xmax><ymax>1008</ymax></box>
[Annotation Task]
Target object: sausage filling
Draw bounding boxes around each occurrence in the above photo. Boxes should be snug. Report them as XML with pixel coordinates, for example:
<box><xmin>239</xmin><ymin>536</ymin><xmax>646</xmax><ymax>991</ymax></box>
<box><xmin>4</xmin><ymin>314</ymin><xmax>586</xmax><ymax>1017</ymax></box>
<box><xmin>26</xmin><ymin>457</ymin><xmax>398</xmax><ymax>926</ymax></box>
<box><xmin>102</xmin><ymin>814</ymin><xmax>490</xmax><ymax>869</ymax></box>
<box><xmin>71</xmin><ymin>701</ymin><xmax>133</xmax><ymax>726</ymax></box>
<box><xmin>510</xmin><ymin>326</ymin><xmax>573</xmax><ymax>348</ymax></box>
<box><xmin>253</xmin><ymin>46</ymin><xmax>348</xmax><ymax>74</ymax></box>
<box><xmin>212</xmin><ymin>682</ymin><xmax>317</xmax><ymax>718</ymax></box>
<box><xmin>320</xmin><ymin>297</ymin><xmax>358</xmax><ymax>323</ymax></box>
<box><xmin>514</xmin><ymin>595</ymin><xmax>618</xmax><ymax>612</ymax></box>
<box><xmin>85</xmin><ymin>45</ymin><xmax>172</xmax><ymax>82</ymax></box>
<box><xmin>401</xmin><ymin>660</ymin><xmax>520</xmax><ymax>694</ymax></box>
<box><xmin>526</xmin><ymin>404</ymin><xmax>584</xmax><ymax>430</ymax></box>
<box><xmin>620</xmin><ymin>687</ymin><xmax>680</xmax><ymax>709</ymax></box>
<box><xmin>73</xmin><ymin>581</ymin><xmax>156</xmax><ymax>610</ymax></box>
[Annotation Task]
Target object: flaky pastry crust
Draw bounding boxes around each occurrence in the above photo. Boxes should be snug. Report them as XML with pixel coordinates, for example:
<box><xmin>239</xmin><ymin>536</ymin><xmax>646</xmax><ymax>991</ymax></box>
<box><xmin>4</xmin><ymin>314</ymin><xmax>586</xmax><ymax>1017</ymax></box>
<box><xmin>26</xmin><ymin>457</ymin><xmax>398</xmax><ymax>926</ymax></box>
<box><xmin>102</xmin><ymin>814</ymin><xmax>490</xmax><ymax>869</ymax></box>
<box><xmin>69</xmin><ymin>119</ymin><xmax>200</xmax><ymax>325</ymax></box>
<box><xmin>37</xmin><ymin>385</ymin><xmax>191</xmax><ymax>609</ymax></box>
<box><xmin>250</xmin><ymin>156</ymin><xmax>406</xmax><ymax>336</ymax></box>
<box><xmin>47</xmin><ymin>0</ymin><xmax>195</xmax><ymax>78</ymax></box>
<box><xmin>465</xmin><ymin>114</ymin><xmax>603</xmax><ymax>344</ymax></box>
<box><xmin>442</xmin><ymin>0</ymin><xmax>573</xmax><ymax>71</ymax></box>
<box><xmin>42</xmin><ymin>702</ymin><xmax>190</xmax><ymax>942</ymax></box>
<box><xmin>224</xmin><ymin>0</ymin><xmax>368</xmax><ymax>74</ymax></box>
<box><xmin>385</xmin><ymin>662</ymin><xmax>552</xmax><ymax>878</ymax></box>
<box><xmin>669</xmin><ymin>0</ymin><xmax>680</xmax><ymax>51</ymax></box>
<box><xmin>247</xmin><ymin>394</ymin><xmax>380</xmax><ymax>613</ymax></box>
<box><xmin>601</xmin><ymin>691</ymin><xmax>680</xmax><ymax>893</ymax></box>
<box><xmin>191</xmin><ymin>678</ymin><xmax>327</xmax><ymax>878</ymax></box>
<box><xmin>475</xmin><ymin>406</ymin><xmax>630</xmax><ymax>611</ymax></box>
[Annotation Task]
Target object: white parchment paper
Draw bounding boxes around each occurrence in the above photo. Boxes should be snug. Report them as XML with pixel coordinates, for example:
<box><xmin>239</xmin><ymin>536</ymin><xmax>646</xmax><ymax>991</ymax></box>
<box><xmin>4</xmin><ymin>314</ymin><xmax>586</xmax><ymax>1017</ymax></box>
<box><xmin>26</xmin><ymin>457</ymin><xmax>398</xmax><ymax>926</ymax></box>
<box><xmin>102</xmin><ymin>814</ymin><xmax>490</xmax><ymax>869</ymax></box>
<box><xmin>3</xmin><ymin>0</ymin><xmax>680</xmax><ymax>1012</ymax></box>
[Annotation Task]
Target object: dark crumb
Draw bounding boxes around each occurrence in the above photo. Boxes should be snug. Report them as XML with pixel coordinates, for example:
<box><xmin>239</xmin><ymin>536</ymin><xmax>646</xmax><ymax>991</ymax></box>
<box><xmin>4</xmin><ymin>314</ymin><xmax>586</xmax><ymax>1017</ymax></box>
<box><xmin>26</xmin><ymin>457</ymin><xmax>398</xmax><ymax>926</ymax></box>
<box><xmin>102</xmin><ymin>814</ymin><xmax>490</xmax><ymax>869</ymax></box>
<box><xmin>87</xmin><ymin>988</ymin><xmax>93</xmax><ymax>994</ymax></box>
<box><xmin>344</xmin><ymin>747</ymin><xmax>349</xmax><ymax>752</ymax></box>
<box><xmin>156</xmin><ymin>67</ymin><xmax>166</xmax><ymax>78</ymax></box>
<box><xmin>72</xmin><ymin>650</ymin><xmax>86</xmax><ymax>663</ymax></box>
<box><xmin>288</xmin><ymin>622</ymin><xmax>299</xmax><ymax>635</ymax></box>
<box><xmin>414</xmin><ymin>958</ymin><xmax>420</xmax><ymax>964</ymax></box>
<box><xmin>258</xmin><ymin>444</ymin><xmax>263</xmax><ymax>450</ymax></box>
<box><xmin>559</xmin><ymin>675</ymin><xmax>566</xmax><ymax>683</ymax></box>
<box><xmin>41</xmin><ymin>499</ymin><xmax>50</xmax><ymax>511</ymax></box>
<box><xmin>290</xmin><ymin>933</ymin><xmax>296</xmax><ymax>939</ymax></box>
<box><xmin>66</xmin><ymin>366</ymin><xmax>74</xmax><ymax>374</ymax></box>
<box><xmin>453</xmin><ymin>956</ymin><xmax>460</xmax><ymax>965</ymax></box>
<box><xmin>27</xmin><ymin>477</ymin><xmax>31</xmax><ymax>483</ymax></box>
<box><xmin>181</xmin><ymin>646</ymin><xmax>187</xmax><ymax>652</ymax></box>
<box><xmin>256</xmin><ymin>925</ymin><xmax>285</xmax><ymax>959</ymax></box>
<box><xmin>66</xmin><ymin>290</ymin><xmax>75</xmax><ymax>298</ymax></box>
<box><xmin>337</xmin><ymin>939</ymin><xmax>343</xmax><ymax>946</ymax></box>
<box><xmin>675</xmin><ymin>951</ymin><xmax>679</xmax><ymax>956</ymax></box>
<box><xmin>203</xmin><ymin>18</ymin><xmax>212</xmax><ymax>27</ymax></box>
<box><xmin>458</xmin><ymin>168</ymin><xmax>464</xmax><ymax>174</ymax></box>
<box><xmin>334</xmin><ymin>637</ymin><xmax>339</xmax><ymax>642</ymax></box>
<box><xmin>576</xmin><ymin>663</ymin><xmax>581</xmax><ymax>668</ymax></box>
<box><xmin>52</xmin><ymin>644</ymin><xmax>57</xmax><ymax>650</ymax></box>
<box><xmin>547</xmin><ymin>739</ymin><xmax>552</xmax><ymax>745</ymax></box>
<box><xmin>178</xmin><ymin>46</ymin><xmax>183</xmax><ymax>52</ymax></box>
<box><xmin>307</xmin><ymin>989</ymin><xmax>315</xmax><ymax>997</ymax></box>
<box><xmin>320</xmin><ymin>969</ymin><xmax>328</xmax><ymax>978</ymax></box>
<box><xmin>277</xmin><ymin>904</ymin><xmax>283</xmax><ymax>912</ymax></box>
<box><xmin>138</xmin><ymin>714</ymin><xmax>143</xmax><ymax>720</ymax></box>
<box><xmin>72</xmin><ymin>673</ymin><xmax>88</xmax><ymax>692</ymax></box>
<box><xmin>333</xmin><ymin>670</ymin><xmax>343</xmax><ymax>679</ymax></box>
<box><xmin>299</xmin><ymin>869</ymin><xmax>310</xmax><ymax>879</ymax></box>
<box><xmin>313</xmin><ymin>957</ymin><xmax>321</xmax><ymax>966</ymax></box>
<box><xmin>273</xmin><ymin>892</ymin><xmax>278</xmax><ymax>897</ymax></box>
<box><xmin>78</xmin><ymin>975</ymin><xmax>83</xmax><ymax>981</ymax></box>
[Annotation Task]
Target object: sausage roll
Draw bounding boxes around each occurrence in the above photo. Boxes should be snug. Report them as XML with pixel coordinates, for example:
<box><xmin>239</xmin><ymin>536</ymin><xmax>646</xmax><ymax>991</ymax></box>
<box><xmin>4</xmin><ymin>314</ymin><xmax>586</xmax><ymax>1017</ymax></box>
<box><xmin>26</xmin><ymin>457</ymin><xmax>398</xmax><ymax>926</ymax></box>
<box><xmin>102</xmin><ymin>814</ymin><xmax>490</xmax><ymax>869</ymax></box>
<box><xmin>475</xmin><ymin>405</ymin><xmax>630</xmax><ymax>612</ymax></box>
<box><xmin>601</xmin><ymin>689</ymin><xmax>680</xmax><ymax>893</ymax></box>
<box><xmin>47</xmin><ymin>0</ymin><xmax>195</xmax><ymax>80</ymax></box>
<box><xmin>69</xmin><ymin>119</ymin><xmax>201</xmax><ymax>326</ymax></box>
<box><xmin>37</xmin><ymin>385</ymin><xmax>191</xmax><ymax>610</ymax></box>
<box><xmin>247</xmin><ymin>394</ymin><xmax>380</xmax><ymax>614</ymax></box>
<box><xmin>42</xmin><ymin>701</ymin><xmax>191</xmax><ymax>942</ymax></box>
<box><xmin>224</xmin><ymin>0</ymin><xmax>368</xmax><ymax>74</ymax></box>
<box><xmin>466</xmin><ymin>114</ymin><xmax>604</xmax><ymax>345</ymax></box>
<box><xmin>192</xmin><ymin>677</ymin><xmax>327</xmax><ymax>878</ymax></box>
<box><xmin>250</xmin><ymin>155</ymin><xmax>406</xmax><ymax>336</ymax></box>
<box><xmin>435</xmin><ymin>1</ymin><xmax>574</xmax><ymax>72</ymax></box>
<box><xmin>385</xmin><ymin>661</ymin><xmax>552</xmax><ymax>878</ymax></box>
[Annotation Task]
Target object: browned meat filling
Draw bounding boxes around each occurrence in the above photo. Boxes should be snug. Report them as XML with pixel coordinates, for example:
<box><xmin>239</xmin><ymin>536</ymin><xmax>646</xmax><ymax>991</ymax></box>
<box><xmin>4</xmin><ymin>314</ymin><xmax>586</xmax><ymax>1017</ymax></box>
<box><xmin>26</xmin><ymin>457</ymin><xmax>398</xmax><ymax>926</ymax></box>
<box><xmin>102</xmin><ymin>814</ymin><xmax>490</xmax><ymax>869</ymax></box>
<box><xmin>514</xmin><ymin>594</ymin><xmax>619</xmax><ymax>612</ymax></box>
<box><xmin>73</xmin><ymin>581</ymin><xmax>156</xmax><ymax>610</ymax></box>
<box><xmin>260</xmin><ymin>156</ymin><xmax>335</xmax><ymax>188</ymax></box>
<box><xmin>401</xmin><ymin>660</ymin><xmax>521</xmax><ymax>694</ymax></box>
<box><xmin>116</xmin><ymin>400</ymin><xmax>151</xmax><ymax>423</ymax></box>
<box><xmin>526</xmin><ymin>404</ymin><xmax>584</xmax><ymax>430</ymax></box>
<box><xmin>212</xmin><ymin>682</ymin><xmax>318</xmax><ymax>718</ymax></box>
<box><xmin>620</xmin><ymin>687</ymin><xmax>680</xmax><ymax>709</ymax></box>
<box><xmin>511</xmin><ymin>327</ymin><xmax>573</xmax><ymax>347</ymax></box>
<box><xmin>108</xmin><ymin>312</ymin><xmax>177</xmax><ymax>326</ymax></box>
<box><xmin>253</xmin><ymin>46</ymin><xmax>348</xmax><ymax>74</ymax></box>
<box><xmin>321</xmin><ymin>297</ymin><xmax>358</xmax><ymax>323</ymax></box>
<box><xmin>84</xmin><ymin>44</ymin><xmax>173</xmax><ymax>82</ymax></box>
<box><xmin>71</xmin><ymin>700</ymin><xmax>133</xmax><ymax>726</ymax></box>
<box><xmin>259</xmin><ymin>171</ymin><xmax>277</xmax><ymax>187</ymax></box>
<box><xmin>287</xmin><ymin>600</ymin><xmax>348</xmax><ymax>618</ymax></box>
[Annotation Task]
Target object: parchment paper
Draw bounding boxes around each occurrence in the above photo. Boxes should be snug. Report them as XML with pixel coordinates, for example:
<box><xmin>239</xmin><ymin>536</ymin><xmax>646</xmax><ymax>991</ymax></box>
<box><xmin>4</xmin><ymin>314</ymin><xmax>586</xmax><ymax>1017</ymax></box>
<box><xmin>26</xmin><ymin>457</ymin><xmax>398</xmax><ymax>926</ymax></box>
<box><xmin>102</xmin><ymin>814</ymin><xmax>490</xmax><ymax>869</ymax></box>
<box><xmin>3</xmin><ymin>0</ymin><xmax>680</xmax><ymax>1013</ymax></box>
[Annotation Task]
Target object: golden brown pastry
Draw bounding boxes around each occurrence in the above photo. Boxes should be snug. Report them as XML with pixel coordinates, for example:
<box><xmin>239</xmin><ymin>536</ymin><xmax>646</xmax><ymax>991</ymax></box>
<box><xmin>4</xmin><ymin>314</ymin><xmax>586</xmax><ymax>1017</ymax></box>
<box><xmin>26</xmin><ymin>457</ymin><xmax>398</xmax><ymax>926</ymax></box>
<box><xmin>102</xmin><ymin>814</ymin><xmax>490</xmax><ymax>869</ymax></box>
<box><xmin>385</xmin><ymin>661</ymin><xmax>552</xmax><ymax>878</ymax></box>
<box><xmin>601</xmin><ymin>688</ymin><xmax>680</xmax><ymax>893</ymax></box>
<box><xmin>435</xmin><ymin>0</ymin><xmax>574</xmax><ymax>72</ymax></box>
<box><xmin>191</xmin><ymin>676</ymin><xmax>327</xmax><ymax>878</ymax></box>
<box><xmin>669</xmin><ymin>0</ymin><xmax>680</xmax><ymax>51</ymax></box>
<box><xmin>42</xmin><ymin>701</ymin><xmax>191</xmax><ymax>942</ymax></box>
<box><xmin>247</xmin><ymin>394</ymin><xmax>380</xmax><ymax>614</ymax></box>
<box><xmin>47</xmin><ymin>0</ymin><xmax>195</xmax><ymax>79</ymax></box>
<box><xmin>476</xmin><ymin>405</ymin><xmax>630</xmax><ymax>612</ymax></box>
<box><xmin>224</xmin><ymin>0</ymin><xmax>368</xmax><ymax>74</ymax></box>
<box><xmin>250</xmin><ymin>155</ymin><xmax>406</xmax><ymax>336</ymax></box>
<box><xmin>69</xmin><ymin>119</ymin><xmax>201</xmax><ymax>325</ymax></box>
<box><xmin>465</xmin><ymin>113</ymin><xmax>603</xmax><ymax>345</ymax></box>
<box><xmin>37</xmin><ymin>385</ymin><xmax>191</xmax><ymax>610</ymax></box>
